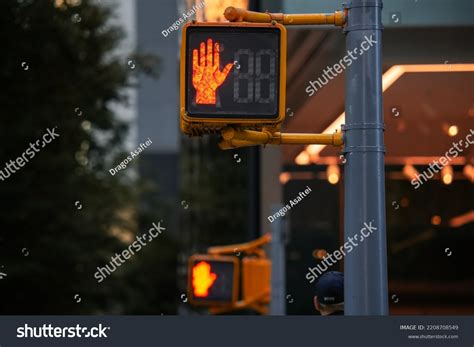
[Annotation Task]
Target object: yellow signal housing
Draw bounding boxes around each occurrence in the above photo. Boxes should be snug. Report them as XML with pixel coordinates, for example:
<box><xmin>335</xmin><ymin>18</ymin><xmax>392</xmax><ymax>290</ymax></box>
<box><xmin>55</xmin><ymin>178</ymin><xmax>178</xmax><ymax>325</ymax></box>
<box><xmin>179</xmin><ymin>7</ymin><xmax>345</xmax><ymax>150</ymax></box>
<box><xmin>242</xmin><ymin>257</ymin><xmax>271</xmax><ymax>305</ymax></box>
<box><xmin>180</xmin><ymin>22</ymin><xmax>287</xmax><ymax>136</ymax></box>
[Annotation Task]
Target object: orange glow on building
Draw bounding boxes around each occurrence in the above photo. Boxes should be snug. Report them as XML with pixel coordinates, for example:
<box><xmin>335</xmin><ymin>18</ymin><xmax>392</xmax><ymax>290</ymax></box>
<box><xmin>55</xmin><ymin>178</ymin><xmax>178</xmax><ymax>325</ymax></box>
<box><xmin>192</xmin><ymin>261</ymin><xmax>217</xmax><ymax>297</ymax></box>
<box><xmin>312</xmin><ymin>249</ymin><xmax>328</xmax><ymax>260</ymax></box>
<box><xmin>431</xmin><ymin>215</ymin><xmax>442</xmax><ymax>226</ymax></box>
<box><xmin>403</xmin><ymin>164</ymin><xmax>419</xmax><ymax>181</ymax></box>
<box><xmin>463</xmin><ymin>164</ymin><xmax>474</xmax><ymax>182</ymax></box>
<box><xmin>192</xmin><ymin>38</ymin><xmax>233</xmax><ymax>104</ymax></box>
<box><xmin>295</xmin><ymin>151</ymin><xmax>311</xmax><ymax>165</ymax></box>
<box><xmin>449</xmin><ymin>210</ymin><xmax>474</xmax><ymax>228</ymax></box>
<box><xmin>447</xmin><ymin>125</ymin><xmax>458</xmax><ymax>137</ymax></box>
<box><xmin>279</xmin><ymin>172</ymin><xmax>291</xmax><ymax>184</ymax></box>
<box><xmin>296</xmin><ymin>63</ymin><xmax>474</xmax><ymax>164</ymax></box>
<box><xmin>327</xmin><ymin>164</ymin><xmax>340</xmax><ymax>184</ymax></box>
<box><xmin>193</xmin><ymin>0</ymin><xmax>249</xmax><ymax>22</ymax></box>
<box><xmin>441</xmin><ymin>165</ymin><xmax>453</xmax><ymax>185</ymax></box>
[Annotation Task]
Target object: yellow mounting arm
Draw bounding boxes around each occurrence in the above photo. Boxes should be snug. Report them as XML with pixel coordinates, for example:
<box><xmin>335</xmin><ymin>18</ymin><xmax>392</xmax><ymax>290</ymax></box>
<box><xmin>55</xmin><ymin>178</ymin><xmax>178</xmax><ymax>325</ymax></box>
<box><xmin>219</xmin><ymin>127</ymin><xmax>343</xmax><ymax>150</ymax></box>
<box><xmin>207</xmin><ymin>233</ymin><xmax>271</xmax><ymax>257</ymax></box>
<box><xmin>224</xmin><ymin>6</ymin><xmax>346</xmax><ymax>27</ymax></box>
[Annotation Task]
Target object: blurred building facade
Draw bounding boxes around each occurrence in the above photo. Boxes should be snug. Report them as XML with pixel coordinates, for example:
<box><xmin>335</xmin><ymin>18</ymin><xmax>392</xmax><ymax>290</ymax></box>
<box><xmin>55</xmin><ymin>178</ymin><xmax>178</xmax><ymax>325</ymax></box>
<box><xmin>104</xmin><ymin>0</ymin><xmax>181</xmax><ymax>223</ymax></box>
<box><xmin>136</xmin><ymin>0</ymin><xmax>180</xmax><ymax>225</ymax></box>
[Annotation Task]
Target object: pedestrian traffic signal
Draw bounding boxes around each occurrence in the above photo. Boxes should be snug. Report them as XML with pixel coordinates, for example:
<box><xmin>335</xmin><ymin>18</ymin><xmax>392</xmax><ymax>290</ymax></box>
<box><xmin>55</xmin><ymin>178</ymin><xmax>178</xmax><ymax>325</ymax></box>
<box><xmin>180</xmin><ymin>22</ymin><xmax>287</xmax><ymax>135</ymax></box>
<box><xmin>187</xmin><ymin>255</ymin><xmax>239</xmax><ymax>306</ymax></box>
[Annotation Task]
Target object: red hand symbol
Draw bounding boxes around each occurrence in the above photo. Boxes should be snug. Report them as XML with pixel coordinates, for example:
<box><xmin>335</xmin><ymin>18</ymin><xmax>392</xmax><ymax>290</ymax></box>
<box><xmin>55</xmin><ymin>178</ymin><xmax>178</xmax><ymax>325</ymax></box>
<box><xmin>192</xmin><ymin>38</ymin><xmax>233</xmax><ymax>105</ymax></box>
<box><xmin>192</xmin><ymin>261</ymin><xmax>217</xmax><ymax>297</ymax></box>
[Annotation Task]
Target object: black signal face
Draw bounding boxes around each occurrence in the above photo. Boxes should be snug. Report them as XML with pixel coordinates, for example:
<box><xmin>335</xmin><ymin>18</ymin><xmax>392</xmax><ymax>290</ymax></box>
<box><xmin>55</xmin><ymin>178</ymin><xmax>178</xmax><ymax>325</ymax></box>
<box><xmin>184</xmin><ymin>25</ymin><xmax>282</xmax><ymax>120</ymax></box>
<box><xmin>188</xmin><ymin>255</ymin><xmax>239</xmax><ymax>306</ymax></box>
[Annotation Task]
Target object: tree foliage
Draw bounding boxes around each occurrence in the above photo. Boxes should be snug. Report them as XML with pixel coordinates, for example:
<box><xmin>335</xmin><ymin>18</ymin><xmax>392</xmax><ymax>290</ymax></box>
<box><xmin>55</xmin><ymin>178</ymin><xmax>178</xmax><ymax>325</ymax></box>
<box><xmin>0</xmin><ymin>0</ymin><xmax>175</xmax><ymax>314</ymax></box>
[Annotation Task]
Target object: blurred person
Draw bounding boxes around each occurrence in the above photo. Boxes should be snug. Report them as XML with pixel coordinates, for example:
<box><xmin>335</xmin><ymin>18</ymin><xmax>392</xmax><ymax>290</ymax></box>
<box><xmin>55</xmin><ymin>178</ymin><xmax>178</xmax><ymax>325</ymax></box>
<box><xmin>313</xmin><ymin>271</ymin><xmax>344</xmax><ymax>316</ymax></box>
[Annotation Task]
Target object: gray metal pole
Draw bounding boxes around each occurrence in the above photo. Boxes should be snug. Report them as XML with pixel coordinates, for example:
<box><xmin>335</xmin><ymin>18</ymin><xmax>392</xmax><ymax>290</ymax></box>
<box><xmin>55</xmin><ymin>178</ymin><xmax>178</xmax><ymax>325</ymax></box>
<box><xmin>270</xmin><ymin>204</ymin><xmax>286</xmax><ymax>315</ymax></box>
<box><xmin>343</xmin><ymin>0</ymin><xmax>388</xmax><ymax>315</ymax></box>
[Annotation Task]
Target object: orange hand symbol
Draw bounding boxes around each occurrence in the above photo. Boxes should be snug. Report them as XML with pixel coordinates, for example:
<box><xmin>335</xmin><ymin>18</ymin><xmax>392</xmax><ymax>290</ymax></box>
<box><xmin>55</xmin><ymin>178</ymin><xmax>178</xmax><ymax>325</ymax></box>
<box><xmin>192</xmin><ymin>261</ymin><xmax>217</xmax><ymax>297</ymax></box>
<box><xmin>192</xmin><ymin>38</ymin><xmax>233</xmax><ymax>105</ymax></box>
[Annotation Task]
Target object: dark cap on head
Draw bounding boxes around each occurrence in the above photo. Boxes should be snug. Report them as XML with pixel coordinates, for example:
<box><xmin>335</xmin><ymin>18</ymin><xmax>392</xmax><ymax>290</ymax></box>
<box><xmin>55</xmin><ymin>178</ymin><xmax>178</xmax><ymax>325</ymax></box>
<box><xmin>314</xmin><ymin>271</ymin><xmax>344</xmax><ymax>305</ymax></box>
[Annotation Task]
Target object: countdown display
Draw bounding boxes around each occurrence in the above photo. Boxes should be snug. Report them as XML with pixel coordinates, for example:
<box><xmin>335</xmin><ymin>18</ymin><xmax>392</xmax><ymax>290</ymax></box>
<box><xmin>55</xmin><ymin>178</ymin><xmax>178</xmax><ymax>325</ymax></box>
<box><xmin>180</xmin><ymin>23</ymin><xmax>286</xmax><ymax>133</ymax></box>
